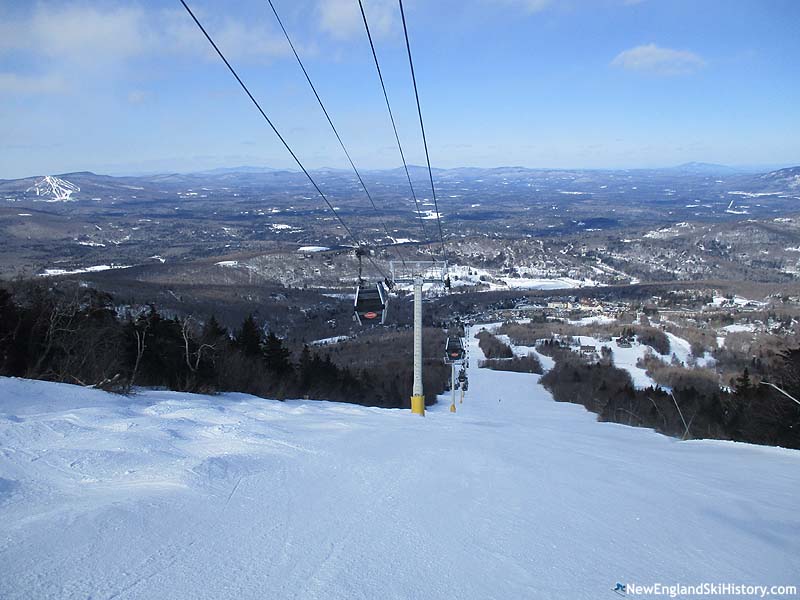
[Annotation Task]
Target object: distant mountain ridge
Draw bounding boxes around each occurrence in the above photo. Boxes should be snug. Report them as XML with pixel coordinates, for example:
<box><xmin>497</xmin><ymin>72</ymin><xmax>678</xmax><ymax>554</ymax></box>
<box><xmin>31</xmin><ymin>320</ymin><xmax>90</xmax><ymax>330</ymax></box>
<box><xmin>668</xmin><ymin>162</ymin><xmax>745</xmax><ymax>175</ymax></box>
<box><xmin>194</xmin><ymin>166</ymin><xmax>284</xmax><ymax>175</ymax></box>
<box><xmin>760</xmin><ymin>166</ymin><xmax>800</xmax><ymax>189</ymax></box>
<box><xmin>1</xmin><ymin>164</ymin><xmax>798</xmax><ymax>200</ymax></box>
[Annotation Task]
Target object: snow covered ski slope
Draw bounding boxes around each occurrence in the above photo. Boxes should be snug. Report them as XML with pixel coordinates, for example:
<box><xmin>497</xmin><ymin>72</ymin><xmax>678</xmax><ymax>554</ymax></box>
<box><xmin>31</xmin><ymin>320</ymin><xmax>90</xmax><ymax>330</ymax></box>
<box><xmin>1</xmin><ymin>331</ymin><xmax>798</xmax><ymax>599</ymax></box>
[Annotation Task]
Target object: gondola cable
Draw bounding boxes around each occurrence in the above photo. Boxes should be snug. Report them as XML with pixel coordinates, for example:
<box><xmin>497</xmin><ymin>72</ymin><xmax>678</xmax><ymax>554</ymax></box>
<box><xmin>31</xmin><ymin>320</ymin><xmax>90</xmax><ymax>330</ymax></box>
<box><xmin>357</xmin><ymin>0</ymin><xmax>429</xmax><ymax>245</ymax></box>
<box><xmin>178</xmin><ymin>0</ymin><xmax>389</xmax><ymax>281</ymax></box>
<box><xmin>266</xmin><ymin>0</ymin><xmax>406</xmax><ymax>268</ymax></box>
<box><xmin>398</xmin><ymin>0</ymin><xmax>448</xmax><ymax>262</ymax></box>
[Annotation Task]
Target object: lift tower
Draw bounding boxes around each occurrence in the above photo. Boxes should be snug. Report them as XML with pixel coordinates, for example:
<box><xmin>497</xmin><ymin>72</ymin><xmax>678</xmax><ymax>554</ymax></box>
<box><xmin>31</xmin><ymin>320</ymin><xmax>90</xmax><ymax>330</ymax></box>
<box><xmin>390</xmin><ymin>260</ymin><xmax>448</xmax><ymax>416</ymax></box>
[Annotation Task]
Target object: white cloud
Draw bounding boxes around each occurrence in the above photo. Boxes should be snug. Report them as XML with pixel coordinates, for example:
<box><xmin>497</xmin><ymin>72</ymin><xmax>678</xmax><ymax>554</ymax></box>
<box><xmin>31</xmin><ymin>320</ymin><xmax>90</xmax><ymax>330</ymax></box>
<box><xmin>212</xmin><ymin>20</ymin><xmax>290</xmax><ymax>62</ymax></box>
<box><xmin>318</xmin><ymin>0</ymin><xmax>395</xmax><ymax>40</ymax></box>
<box><xmin>0</xmin><ymin>4</ymin><xmax>295</xmax><ymax>99</ymax></box>
<box><xmin>488</xmin><ymin>0</ymin><xmax>642</xmax><ymax>13</ymax></box>
<box><xmin>483</xmin><ymin>0</ymin><xmax>553</xmax><ymax>14</ymax></box>
<box><xmin>156</xmin><ymin>8</ymin><xmax>210</xmax><ymax>58</ymax></box>
<box><xmin>0</xmin><ymin>5</ymin><xmax>148</xmax><ymax>68</ymax></box>
<box><xmin>611</xmin><ymin>43</ymin><xmax>706</xmax><ymax>75</ymax></box>
<box><xmin>127</xmin><ymin>89</ymin><xmax>150</xmax><ymax>105</ymax></box>
<box><xmin>0</xmin><ymin>4</ymin><xmax>289</xmax><ymax>69</ymax></box>
<box><xmin>0</xmin><ymin>72</ymin><xmax>67</xmax><ymax>95</ymax></box>
<box><xmin>514</xmin><ymin>0</ymin><xmax>551</xmax><ymax>13</ymax></box>
<box><xmin>158</xmin><ymin>9</ymin><xmax>289</xmax><ymax>63</ymax></box>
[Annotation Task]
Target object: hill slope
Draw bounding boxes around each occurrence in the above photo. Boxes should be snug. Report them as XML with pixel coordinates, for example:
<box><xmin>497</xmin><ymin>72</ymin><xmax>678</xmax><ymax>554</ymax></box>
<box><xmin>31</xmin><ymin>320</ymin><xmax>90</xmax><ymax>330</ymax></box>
<box><xmin>0</xmin><ymin>331</ymin><xmax>798</xmax><ymax>599</ymax></box>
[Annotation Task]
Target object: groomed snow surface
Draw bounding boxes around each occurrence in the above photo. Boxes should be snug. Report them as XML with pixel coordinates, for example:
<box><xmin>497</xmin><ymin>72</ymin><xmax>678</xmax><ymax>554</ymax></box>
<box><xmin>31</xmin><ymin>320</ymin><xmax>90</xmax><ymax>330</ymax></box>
<box><xmin>1</xmin><ymin>331</ymin><xmax>798</xmax><ymax>599</ymax></box>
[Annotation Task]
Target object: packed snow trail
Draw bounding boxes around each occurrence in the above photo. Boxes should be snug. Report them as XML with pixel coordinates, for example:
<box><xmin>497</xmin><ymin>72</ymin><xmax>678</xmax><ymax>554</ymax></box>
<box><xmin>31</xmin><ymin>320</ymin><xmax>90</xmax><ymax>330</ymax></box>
<box><xmin>1</xmin><ymin>331</ymin><xmax>798</xmax><ymax>599</ymax></box>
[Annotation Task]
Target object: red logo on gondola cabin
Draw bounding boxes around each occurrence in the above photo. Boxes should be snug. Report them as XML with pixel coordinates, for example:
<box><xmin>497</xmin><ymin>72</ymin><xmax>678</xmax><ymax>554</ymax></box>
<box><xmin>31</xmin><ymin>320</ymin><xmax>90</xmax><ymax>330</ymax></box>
<box><xmin>364</xmin><ymin>312</ymin><xmax>378</xmax><ymax>319</ymax></box>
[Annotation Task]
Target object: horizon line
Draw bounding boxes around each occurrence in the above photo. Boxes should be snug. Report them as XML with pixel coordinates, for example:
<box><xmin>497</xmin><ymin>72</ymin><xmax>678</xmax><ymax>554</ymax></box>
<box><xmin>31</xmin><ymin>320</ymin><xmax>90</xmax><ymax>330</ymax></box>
<box><xmin>4</xmin><ymin>160</ymin><xmax>799</xmax><ymax>181</ymax></box>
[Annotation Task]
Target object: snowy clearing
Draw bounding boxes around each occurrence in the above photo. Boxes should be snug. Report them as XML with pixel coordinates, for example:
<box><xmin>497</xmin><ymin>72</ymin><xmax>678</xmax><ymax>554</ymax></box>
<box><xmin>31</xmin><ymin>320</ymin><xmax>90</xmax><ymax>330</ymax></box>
<box><xmin>711</xmin><ymin>294</ymin><xmax>765</xmax><ymax>308</ymax></box>
<box><xmin>416</xmin><ymin>209</ymin><xmax>442</xmax><ymax>220</ymax></box>
<box><xmin>568</xmin><ymin>334</ymin><xmax>658</xmax><ymax>389</ymax></box>
<box><xmin>310</xmin><ymin>335</ymin><xmax>351</xmax><ymax>346</ymax></box>
<box><xmin>664</xmin><ymin>331</ymin><xmax>715</xmax><ymax>368</ymax></box>
<box><xmin>503</xmin><ymin>276</ymin><xmax>599</xmax><ymax>290</ymax></box>
<box><xmin>38</xmin><ymin>264</ymin><xmax>132</xmax><ymax>277</ymax></box>
<box><xmin>0</xmin><ymin>330</ymin><xmax>798</xmax><ymax>599</ymax></box>
<box><xmin>488</xmin><ymin>324</ymin><xmax>705</xmax><ymax>391</ymax></box>
<box><xmin>26</xmin><ymin>176</ymin><xmax>80</xmax><ymax>202</ymax></box>
<box><xmin>723</xmin><ymin>323</ymin><xmax>757</xmax><ymax>333</ymax></box>
<box><xmin>569</xmin><ymin>315</ymin><xmax>617</xmax><ymax>326</ymax></box>
<box><xmin>447</xmin><ymin>264</ymin><xmax>600</xmax><ymax>291</ymax></box>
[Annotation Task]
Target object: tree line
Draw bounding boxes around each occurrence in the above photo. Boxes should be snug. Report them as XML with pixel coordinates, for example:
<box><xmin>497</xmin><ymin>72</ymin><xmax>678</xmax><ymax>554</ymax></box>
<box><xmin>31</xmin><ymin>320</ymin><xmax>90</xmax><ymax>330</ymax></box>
<box><xmin>0</xmin><ymin>282</ymin><xmax>429</xmax><ymax>408</ymax></box>
<box><xmin>538</xmin><ymin>340</ymin><xmax>800</xmax><ymax>449</ymax></box>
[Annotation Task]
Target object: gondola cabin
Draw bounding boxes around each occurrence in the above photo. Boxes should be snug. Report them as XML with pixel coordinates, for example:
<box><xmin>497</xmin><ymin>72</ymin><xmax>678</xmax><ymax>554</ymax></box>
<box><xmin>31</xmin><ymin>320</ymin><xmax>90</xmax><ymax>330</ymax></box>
<box><xmin>444</xmin><ymin>337</ymin><xmax>465</xmax><ymax>363</ymax></box>
<box><xmin>354</xmin><ymin>281</ymin><xmax>388</xmax><ymax>326</ymax></box>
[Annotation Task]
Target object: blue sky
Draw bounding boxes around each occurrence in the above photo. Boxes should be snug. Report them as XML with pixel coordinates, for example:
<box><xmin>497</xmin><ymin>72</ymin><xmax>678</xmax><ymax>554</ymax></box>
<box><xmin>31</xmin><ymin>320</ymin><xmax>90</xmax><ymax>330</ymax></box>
<box><xmin>1</xmin><ymin>0</ymin><xmax>798</xmax><ymax>178</ymax></box>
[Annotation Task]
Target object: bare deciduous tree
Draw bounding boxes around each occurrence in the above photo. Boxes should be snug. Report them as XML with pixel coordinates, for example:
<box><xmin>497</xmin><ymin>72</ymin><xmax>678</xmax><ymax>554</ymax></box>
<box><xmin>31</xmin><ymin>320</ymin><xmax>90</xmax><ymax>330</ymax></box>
<box><xmin>181</xmin><ymin>316</ymin><xmax>215</xmax><ymax>373</ymax></box>
<box><xmin>128</xmin><ymin>320</ymin><xmax>150</xmax><ymax>393</ymax></box>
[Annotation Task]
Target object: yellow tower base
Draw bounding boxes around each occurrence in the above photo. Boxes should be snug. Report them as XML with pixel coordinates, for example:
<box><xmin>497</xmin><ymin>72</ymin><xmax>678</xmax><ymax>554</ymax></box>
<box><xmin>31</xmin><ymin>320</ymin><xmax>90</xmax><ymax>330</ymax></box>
<box><xmin>449</xmin><ymin>403</ymin><xmax>456</xmax><ymax>413</ymax></box>
<box><xmin>411</xmin><ymin>395</ymin><xmax>425</xmax><ymax>416</ymax></box>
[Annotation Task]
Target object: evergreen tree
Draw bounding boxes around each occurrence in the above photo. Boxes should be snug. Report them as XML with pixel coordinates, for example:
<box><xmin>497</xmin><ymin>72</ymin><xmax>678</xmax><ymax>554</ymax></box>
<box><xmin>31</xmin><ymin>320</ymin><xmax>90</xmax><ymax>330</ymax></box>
<box><xmin>235</xmin><ymin>314</ymin><xmax>262</xmax><ymax>357</ymax></box>
<box><xmin>202</xmin><ymin>315</ymin><xmax>227</xmax><ymax>341</ymax></box>
<box><xmin>264</xmin><ymin>332</ymin><xmax>292</xmax><ymax>376</ymax></box>
<box><xmin>735</xmin><ymin>367</ymin><xmax>752</xmax><ymax>394</ymax></box>
<box><xmin>136</xmin><ymin>309</ymin><xmax>189</xmax><ymax>389</ymax></box>
<box><xmin>0</xmin><ymin>288</ymin><xmax>24</xmax><ymax>375</ymax></box>
<box><xmin>298</xmin><ymin>345</ymin><xmax>313</xmax><ymax>389</ymax></box>
<box><xmin>779</xmin><ymin>348</ymin><xmax>800</xmax><ymax>398</ymax></box>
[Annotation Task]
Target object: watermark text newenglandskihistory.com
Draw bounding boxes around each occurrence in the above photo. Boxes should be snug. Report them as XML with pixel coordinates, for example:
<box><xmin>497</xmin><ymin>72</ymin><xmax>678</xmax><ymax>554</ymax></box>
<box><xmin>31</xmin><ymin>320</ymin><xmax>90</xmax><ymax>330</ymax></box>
<box><xmin>619</xmin><ymin>582</ymin><xmax>797</xmax><ymax>598</ymax></box>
